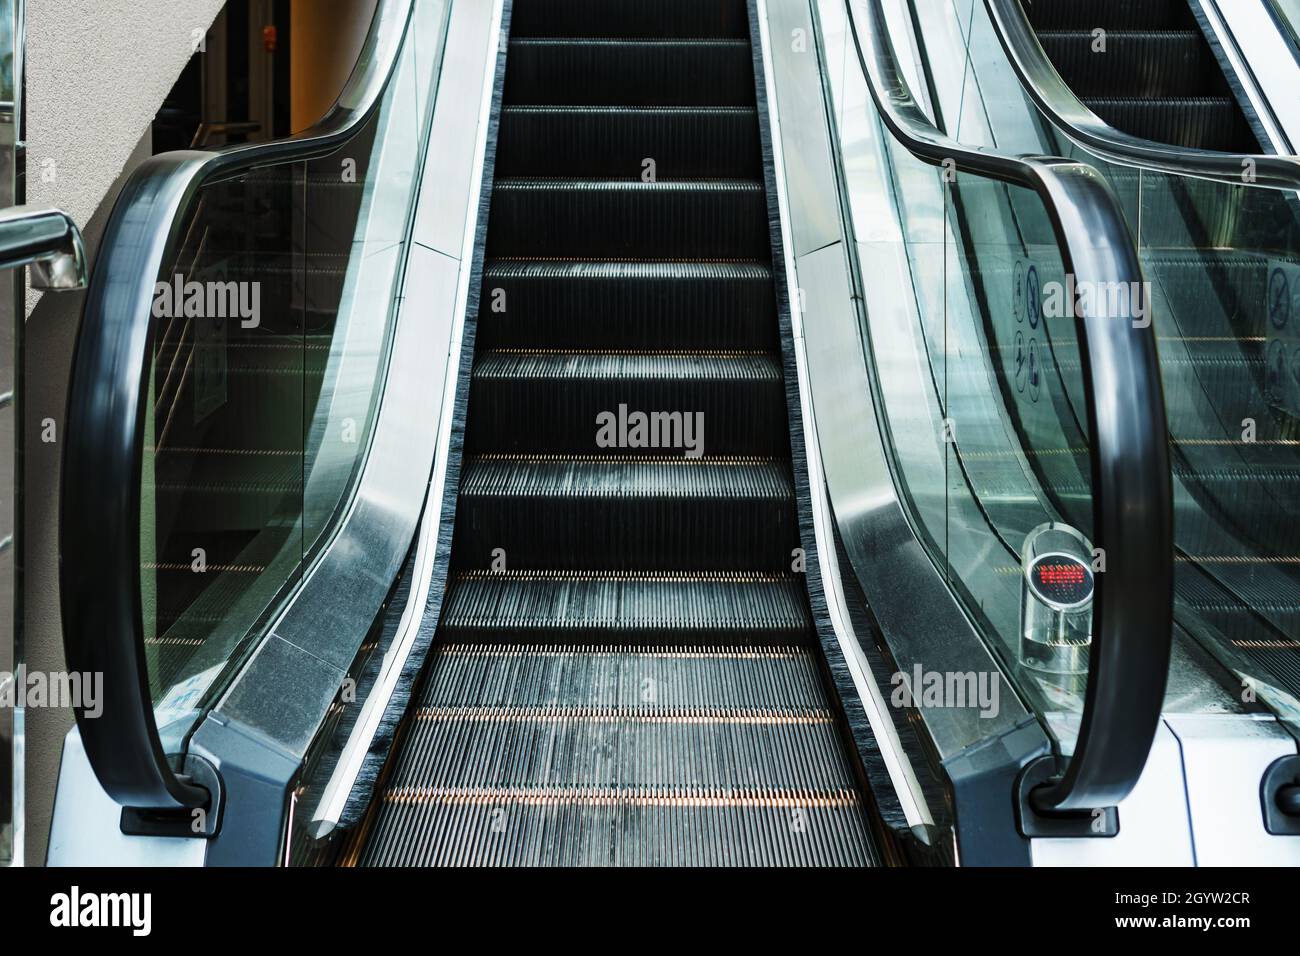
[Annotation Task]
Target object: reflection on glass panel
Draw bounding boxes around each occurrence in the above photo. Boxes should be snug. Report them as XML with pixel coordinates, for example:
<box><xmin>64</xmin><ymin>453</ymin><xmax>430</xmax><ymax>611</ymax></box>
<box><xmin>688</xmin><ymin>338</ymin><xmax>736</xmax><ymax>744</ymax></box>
<box><xmin>144</xmin><ymin>165</ymin><xmax>307</xmax><ymax>750</ymax></box>
<box><xmin>141</xmin><ymin>6</ymin><xmax>436</xmax><ymax>752</ymax></box>
<box><xmin>819</xmin><ymin>0</ymin><xmax>1100</xmax><ymax>753</ymax></box>
<box><xmin>947</xmin><ymin>0</ymin><xmax>1300</xmax><ymax>739</ymax></box>
<box><xmin>867</xmin><ymin>123</ymin><xmax>1096</xmax><ymax>749</ymax></box>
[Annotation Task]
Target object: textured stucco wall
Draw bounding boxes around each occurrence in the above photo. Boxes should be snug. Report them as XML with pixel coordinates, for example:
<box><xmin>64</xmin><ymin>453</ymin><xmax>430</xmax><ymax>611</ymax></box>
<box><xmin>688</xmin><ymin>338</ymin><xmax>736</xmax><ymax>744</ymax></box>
<box><xmin>26</xmin><ymin>0</ymin><xmax>227</xmax><ymax>226</ymax></box>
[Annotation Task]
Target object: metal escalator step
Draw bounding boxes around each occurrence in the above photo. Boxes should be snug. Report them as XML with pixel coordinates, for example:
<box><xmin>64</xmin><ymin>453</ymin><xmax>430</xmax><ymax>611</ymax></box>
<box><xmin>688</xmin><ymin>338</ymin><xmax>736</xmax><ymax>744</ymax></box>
<box><xmin>496</xmin><ymin>106</ymin><xmax>761</xmax><ymax>180</ymax></box>
<box><xmin>467</xmin><ymin>349</ymin><xmax>787</xmax><ymax>455</ymax></box>
<box><xmin>1144</xmin><ymin>251</ymin><xmax>1277</xmax><ymax>341</ymax></box>
<box><xmin>1161</xmin><ymin>363</ymin><xmax>1267</xmax><ymax>446</ymax></box>
<box><xmin>419</xmin><ymin>640</ymin><xmax>826</xmax><ymax>705</ymax></box>
<box><xmin>152</xmin><ymin>333</ymin><xmax>330</xmax><ymax>374</ymax></box>
<box><xmin>1023</xmin><ymin>0</ymin><xmax>1197</xmax><ymax>31</ymax></box>
<box><xmin>1175</xmin><ymin>569</ymin><xmax>1300</xmax><ymax>701</ymax></box>
<box><xmin>487</xmin><ymin>179</ymin><xmax>770</xmax><ymax>259</ymax></box>
<box><xmin>478</xmin><ymin>260</ymin><xmax>776</xmax><ymax>350</ymax></box>
<box><xmin>503</xmin><ymin>39</ymin><xmax>755</xmax><ymax>107</ymax></box>
<box><xmin>386</xmin><ymin>711</ymin><xmax>854</xmax><ymax>791</ymax></box>
<box><xmin>1172</xmin><ymin>454</ymin><xmax>1300</xmax><ymax>559</ymax></box>
<box><xmin>508</xmin><ymin>0</ymin><xmax>750</xmax><ymax>40</ymax></box>
<box><xmin>453</xmin><ymin>455</ymin><xmax>798</xmax><ymax>572</ymax></box>
<box><xmin>356</xmin><ymin>642</ymin><xmax>872</xmax><ymax>866</ymax></box>
<box><xmin>439</xmin><ymin>573</ymin><xmax>811</xmax><ymax>641</ymax></box>
<box><xmin>155</xmin><ymin>451</ymin><xmax>304</xmax><ymax>499</ymax></box>
<box><xmin>143</xmin><ymin>521</ymin><xmax>296</xmax><ymax>694</ymax></box>
<box><xmin>1081</xmin><ymin>96</ymin><xmax>1250</xmax><ymax>151</ymax></box>
<box><xmin>360</xmin><ymin>785</ymin><xmax>871</xmax><ymax>866</ymax></box>
<box><xmin>352</xmin><ymin>1</ymin><xmax>879</xmax><ymax>867</ymax></box>
<box><xmin>1036</xmin><ymin>30</ymin><xmax>1221</xmax><ymax>98</ymax></box>
<box><xmin>1174</xmin><ymin>460</ymin><xmax>1300</xmax><ymax>490</ymax></box>
<box><xmin>1234</xmin><ymin>645</ymin><xmax>1300</xmax><ymax>704</ymax></box>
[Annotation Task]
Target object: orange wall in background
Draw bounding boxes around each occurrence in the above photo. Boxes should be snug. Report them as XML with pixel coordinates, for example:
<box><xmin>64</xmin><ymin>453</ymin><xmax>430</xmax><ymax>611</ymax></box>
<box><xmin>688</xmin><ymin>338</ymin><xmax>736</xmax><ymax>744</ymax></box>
<box><xmin>289</xmin><ymin>0</ymin><xmax>380</xmax><ymax>133</ymax></box>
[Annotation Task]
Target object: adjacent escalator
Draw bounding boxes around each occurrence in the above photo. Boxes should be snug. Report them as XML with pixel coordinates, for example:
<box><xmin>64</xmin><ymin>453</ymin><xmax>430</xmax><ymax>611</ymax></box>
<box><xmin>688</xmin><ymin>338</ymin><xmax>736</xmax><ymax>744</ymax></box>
<box><xmin>990</xmin><ymin>0</ymin><xmax>1300</xmax><ymax>720</ymax></box>
<box><xmin>1023</xmin><ymin>0</ymin><xmax>1260</xmax><ymax>150</ymax></box>
<box><xmin>349</xmin><ymin>0</ymin><xmax>877</xmax><ymax>867</ymax></box>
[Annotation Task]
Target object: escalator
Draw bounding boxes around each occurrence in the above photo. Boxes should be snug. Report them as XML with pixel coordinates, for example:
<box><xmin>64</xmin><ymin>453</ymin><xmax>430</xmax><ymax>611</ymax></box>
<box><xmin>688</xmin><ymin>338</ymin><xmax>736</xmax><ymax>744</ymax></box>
<box><xmin>347</xmin><ymin>0</ymin><xmax>876</xmax><ymax>867</ymax></box>
<box><xmin>48</xmin><ymin>0</ymin><xmax>1211</xmax><ymax>866</ymax></box>
<box><xmin>1022</xmin><ymin>0</ymin><xmax>1259</xmax><ymax>150</ymax></box>
<box><xmin>986</xmin><ymin>0</ymin><xmax>1300</xmax><ymax>738</ymax></box>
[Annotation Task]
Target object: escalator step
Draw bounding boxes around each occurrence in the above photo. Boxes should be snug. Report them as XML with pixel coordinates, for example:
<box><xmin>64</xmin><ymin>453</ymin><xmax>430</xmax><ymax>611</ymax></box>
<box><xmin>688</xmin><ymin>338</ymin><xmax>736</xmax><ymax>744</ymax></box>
<box><xmin>356</xmin><ymin>641</ymin><xmax>872</xmax><ymax>866</ymax></box>
<box><xmin>383</xmin><ymin>715</ymin><xmax>855</xmax><ymax>793</ymax></box>
<box><xmin>1173</xmin><ymin>459</ymin><xmax>1300</xmax><ymax>557</ymax></box>
<box><xmin>1036</xmin><ymin>31</ymin><xmax>1221</xmax><ymax>98</ymax></box>
<box><xmin>495</xmin><ymin>107</ymin><xmax>761</xmax><ymax>180</ymax></box>
<box><xmin>452</xmin><ymin>455</ymin><xmax>798</xmax><ymax>572</ymax></box>
<box><xmin>466</xmin><ymin>350</ymin><xmax>787</xmax><ymax>456</ymax></box>
<box><xmin>353</xmin><ymin>0</ymin><xmax>879</xmax><ymax>868</ymax></box>
<box><xmin>509</xmin><ymin>0</ymin><xmax>751</xmax><ymax>40</ymax></box>
<box><xmin>360</xmin><ymin>785</ymin><xmax>871</xmax><ymax>866</ymax></box>
<box><xmin>1156</xmin><ymin>340</ymin><xmax>1266</xmax><ymax>439</ymax></box>
<box><xmin>1146</xmin><ymin>252</ymin><xmax>1275</xmax><ymax>341</ymax></box>
<box><xmin>1022</xmin><ymin>0</ymin><xmax>1197</xmax><ymax>31</ymax></box>
<box><xmin>154</xmin><ymin>450</ymin><xmax>303</xmax><ymax>537</ymax></box>
<box><xmin>1082</xmin><ymin>96</ymin><xmax>1252</xmax><ymax>152</ymax></box>
<box><xmin>503</xmin><ymin>39</ymin><xmax>755</xmax><ymax>107</ymax></box>
<box><xmin>1178</xmin><ymin>566</ymin><xmax>1300</xmax><ymax>645</ymax></box>
<box><xmin>439</xmin><ymin>573</ymin><xmax>811</xmax><ymax>642</ymax></box>
<box><xmin>477</xmin><ymin>260</ymin><xmax>777</xmax><ymax>351</ymax></box>
<box><xmin>1174</xmin><ymin>567</ymin><xmax>1300</xmax><ymax>693</ymax></box>
<box><xmin>487</xmin><ymin>179</ymin><xmax>770</xmax><ymax>260</ymax></box>
<box><xmin>1231</xmin><ymin>643</ymin><xmax>1300</xmax><ymax>702</ymax></box>
<box><xmin>155</xmin><ymin>449</ymin><xmax>304</xmax><ymax>498</ymax></box>
<box><xmin>419</xmin><ymin>640</ymin><xmax>826</xmax><ymax>705</ymax></box>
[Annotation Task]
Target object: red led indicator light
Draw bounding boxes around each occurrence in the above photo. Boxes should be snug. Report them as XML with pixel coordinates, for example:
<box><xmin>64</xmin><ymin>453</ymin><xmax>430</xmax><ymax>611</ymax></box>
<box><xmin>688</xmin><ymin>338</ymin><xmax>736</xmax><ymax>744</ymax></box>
<box><xmin>1036</xmin><ymin>563</ymin><xmax>1085</xmax><ymax>586</ymax></box>
<box><xmin>1029</xmin><ymin>556</ymin><xmax>1093</xmax><ymax>606</ymax></box>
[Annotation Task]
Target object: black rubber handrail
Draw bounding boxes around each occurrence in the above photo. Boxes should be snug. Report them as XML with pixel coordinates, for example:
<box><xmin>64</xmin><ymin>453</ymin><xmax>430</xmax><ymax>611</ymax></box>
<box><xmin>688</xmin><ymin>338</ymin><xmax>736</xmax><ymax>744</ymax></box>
<box><xmin>58</xmin><ymin>0</ymin><xmax>413</xmax><ymax>815</ymax></box>
<box><xmin>984</xmin><ymin>0</ymin><xmax>1300</xmax><ymax>190</ymax></box>
<box><xmin>845</xmin><ymin>0</ymin><xmax>1174</xmax><ymax>812</ymax></box>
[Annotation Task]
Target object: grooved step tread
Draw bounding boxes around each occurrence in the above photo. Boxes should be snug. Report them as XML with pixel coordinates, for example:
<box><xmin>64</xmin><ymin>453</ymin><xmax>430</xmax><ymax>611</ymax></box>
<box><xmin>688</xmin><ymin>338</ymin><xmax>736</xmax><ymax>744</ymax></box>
<box><xmin>503</xmin><ymin>38</ymin><xmax>755</xmax><ymax>108</ymax></box>
<box><xmin>1036</xmin><ymin>30</ymin><xmax>1220</xmax><ymax>97</ymax></box>
<box><xmin>496</xmin><ymin>106</ymin><xmax>761</xmax><ymax>179</ymax></box>
<box><xmin>459</xmin><ymin>455</ymin><xmax>794</xmax><ymax>501</ymax></box>
<box><xmin>356</xmin><ymin>639</ymin><xmax>870</xmax><ymax>866</ymax></box>
<box><xmin>465</xmin><ymin>350</ymin><xmax>788</xmax><ymax>455</ymax></box>
<box><xmin>484</xmin><ymin>260</ymin><xmax>772</xmax><ymax>281</ymax></box>
<box><xmin>509</xmin><ymin>0</ymin><xmax>750</xmax><ymax>39</ymax></box>
<box><xmin>476</xmin><ymin>260</ymin><xmax>778</xmax><ymax>351</ymax></box>
<box><xmin>452</xmin><ymin>456</ymin><xmax>800</xmax><ymax>572</ymax></box>
<box><xmin>358</xmin><ymin>788</ymin><xmax>871</xmax><ymax>866</ymax></box>
<box><xmin>472</xmin><ymin>349</ymin><xmax>782</xmax><ymax>382</ymax></box>
<box><xmin>419</xmin><ymin>640</ymin><xmax>829</xmax><ymax>707</ymax></box>
<box><xmin>440</xmin><ymin>574</ymin><xmax>811</xmax><ymax>638</ymax></box>
<box><xmin>1083</xmin><ymin>95</ymin><xmax>1251</xmax><ymax>151</ymax></box>
<box><xmin>510</xmin><ymin>38</ymin><xmax>751</xmax><ymax>48</ymax></box>
<box><xmin>382</xmin><ymin>720</ymin><xmax>858</xmax><ymax>791</ymax></box>
<box><xmin>356</xmin><ymin>0</ymin><xmax>877</xmax><ymax>867</ymax></box>
<box><xmin>494</xmin><ymin>178</ymin><xmax>765</xmax><ymax>193</ymax></box>
<box><xmin>1023</xmin><ymin>0</ymin><xmax>1198</xmax><ymax>31</ymax></box>
<box><xmin>488</xmin><ymin>180</ymin><xmax>770</xmax><ymax>259</ymax></box>
<box><xmin>501</xmin><ymin>105</ymin><xmax>757</xmax><ymax>116</ymax></box>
